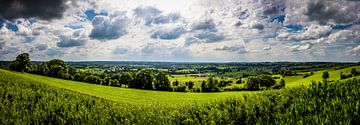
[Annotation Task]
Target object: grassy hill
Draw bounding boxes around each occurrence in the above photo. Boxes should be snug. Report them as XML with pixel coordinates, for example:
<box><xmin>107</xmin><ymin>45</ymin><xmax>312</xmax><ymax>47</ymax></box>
<box><xmin>0</xmin><ymin>69</ymin><xmax>254</xmax><ymax>106</ymax></box>
<box><xmin>2</xmin><ymin>68</ymin><xmax>360</xmax><ymax>124</ymax></box>
<box><xmin>1</xmin><ymin>66</ymin><xmax>359</xmax><ymax>106</ymax></box>
<box><xmin>286</xmin><ymin>66</ymin><xmax>360</xmax><ymax>87</ymax></box>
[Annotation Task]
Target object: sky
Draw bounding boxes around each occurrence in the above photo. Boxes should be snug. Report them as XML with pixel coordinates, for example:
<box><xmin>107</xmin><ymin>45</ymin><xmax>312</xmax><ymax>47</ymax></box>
<box><xmin>0</xmin><ymin>0</ymin><xmax>359</xmax><ymax>62</ymax></box>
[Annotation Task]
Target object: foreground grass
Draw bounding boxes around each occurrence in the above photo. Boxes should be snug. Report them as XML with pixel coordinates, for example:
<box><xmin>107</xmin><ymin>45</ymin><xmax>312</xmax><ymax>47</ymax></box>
<box><xmin>1</xmin><ymin>68</ymin><xmax>360</xmax><ymax>124</ymax></box>
<box><xmin>0</xmin><ymin>69</ymin><xmax>252</xmax><ymax>106</ymax></box>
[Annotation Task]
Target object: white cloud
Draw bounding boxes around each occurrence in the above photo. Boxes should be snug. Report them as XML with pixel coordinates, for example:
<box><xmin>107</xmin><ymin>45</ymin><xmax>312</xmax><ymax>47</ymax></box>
<box><xmin>347</xmin><ymin>45</ymin><xmax>360</xmax><ymax>56</ymax></box>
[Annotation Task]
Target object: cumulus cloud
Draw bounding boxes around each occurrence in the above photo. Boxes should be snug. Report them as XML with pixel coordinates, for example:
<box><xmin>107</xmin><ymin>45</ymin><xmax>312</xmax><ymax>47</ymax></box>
<box><xmin>214</xmin><ymin>44</ymin><xmax>248</xmax><ymax>54</ymax></box>
<box><xmin>113</xmin><ymin>47</ymin><xmax>128</xmax><ymax>55</ymax></box>
<box><xmin>0</xmin><ymin>0</ymin><xmax>73</xmax><ymax>20</ymax></box>
<box><xmin>305</xmin><ymin>0</ymin><xmax>360</xmax><ymax>25</ymax></box>
<box><xmin>57</xmin><ymin>36</ymin><xmax>86</xmax><ymax>47</ymax></box>
<box><xmin>89</xmin><ymin>11</ymin><xmax>128</xmax><ymax>40</ymax></box>
<box><xmin>289</xmin><ymin>43</ymin><xmax>312</xmax><ymax>52</ymax></box>
<box><xmin>277</xmin><ymin>24</ymin><xmax>332</xmax><ymax>41</ymax></box>
<box><xmin>151</xmin><ymin>27</ymin><xmax>185</xmax><ymax>40</ymax></box>
<box><xmin>191</xmin><ymin>19</ymin><xmax>216</xmax><ymax>31</ymax></box>
<box><xmin>133</xmin><ymin>6</ymin><xmax>181</xmax><ymax>25</ymax></box>
<box><xmin>252</xmin><ymin>23</ymin><xmax>265</xmax><ymax>30</ymax></box>
<box><xmin>263</xmin><ymin>46</ymin><xmax>271</xmax><ymax>50</ymax></box>
<box><xmin>35</xmin><ymin>44</ymin><xmax>47</xmax><ymax>51</ymax></box>
<box><xmin>46</xmin><ymin>48</ymin><xmax>64</xmax><ymax>57</ymax></box>
<box><xmin>347</xmin><ymin>45</ymin><xmax>360</xmax><ymax>56</ymax></box>
<box><xmin>0</xmin><ymin>0</ymin><xmax>359</xmax><ymax>62</ymax></box>
<box><xmin>318</xmin><ymin>30</ymin><xmax>360</xmax><ymax>43</ymax></box>
<box><xmin>193</xmin><ymin>31</ymin><xmax>225</xmax><ymax>43</ymax></box>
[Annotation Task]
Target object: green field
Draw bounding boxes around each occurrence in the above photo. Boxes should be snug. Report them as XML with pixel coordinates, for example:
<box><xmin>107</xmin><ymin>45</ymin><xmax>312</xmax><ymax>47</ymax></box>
<box><xmin>2</xmin><ymin>66</ymin><xmax>359</xmax><ymax>106</ymax></box>
<box><xmin>2</xmin><ymin>68</ymin><xmax>360</xmax><ymax>124</ymax></box>
<box><xmin>0</xmin><ymin>69</ymin><xmax>253</xmax><ymax>106</ymax></box>
<box><xmin>286</xmin><ymin>66</ymin><xmax>360</xmax><ymax>87</ymax></box>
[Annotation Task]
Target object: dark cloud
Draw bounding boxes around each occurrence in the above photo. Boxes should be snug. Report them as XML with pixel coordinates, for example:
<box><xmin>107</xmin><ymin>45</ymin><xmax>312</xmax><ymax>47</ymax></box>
<box><xmin>0</xmin><ymin>0</ymin><xmax>71</xmax><ymax>21</ymax></box>
<box><xmin>113</xmin><ymin>47</ymin><xmax>128</xmax><ymax>55</ymax></box>
<box><xmin>234</xmin><ymin>21</ymin><xmax>242</xmax><ymax>26</ymax></box>
<box><xmin>191</xmin><ymin>20</ymin><xmax>216</xmax><ymax>31</ymax></box>
<box><xmin>150</xmin><ymin>27</ymin><xmax>185</xmax><ymax>40</ymax></box>
<box><xmin>305</xmin><ymin>0</ymin><xmax>360</xmax><ymax>24</ymax></box>
<box><xmin>57</xmin><ymin>36</ymin><xmax>86</xmax><ymax>47</ymax></box>
<box><xmin>214</xmin><ymin>45</ymin><xmax>247</xmax><ymax>54</ymax></box>
<box><xmin>252</xmin><ymin>23</ymin><xmax>265</xmax><ymax>30</ymax></box>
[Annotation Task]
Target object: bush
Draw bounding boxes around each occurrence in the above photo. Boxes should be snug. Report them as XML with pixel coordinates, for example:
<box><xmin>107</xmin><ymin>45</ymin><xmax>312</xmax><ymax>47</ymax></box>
<box><xmin>173</xmin><ymin>85</ymin><xmax>187</xmax><ymax>92</ymax></box>
<box><xmin>245</xmin><ymin>76</ymin><xmax>260</xmax><ymax>90</ymax></box>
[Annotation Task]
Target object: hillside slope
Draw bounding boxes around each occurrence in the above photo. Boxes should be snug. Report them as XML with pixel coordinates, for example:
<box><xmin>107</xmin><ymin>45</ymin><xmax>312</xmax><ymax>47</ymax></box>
<box><xmin>0</xmin><ymin>69</ymin><xmax>253</xmax><ymax>106</ymax></box>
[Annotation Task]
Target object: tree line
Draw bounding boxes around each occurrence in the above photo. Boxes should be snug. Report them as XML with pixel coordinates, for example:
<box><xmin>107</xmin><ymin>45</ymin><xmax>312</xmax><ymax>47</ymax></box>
<box><xmin>8</xmin><ymin>53</ymin><xmax>283</xmax><ymax>92</ymax></box>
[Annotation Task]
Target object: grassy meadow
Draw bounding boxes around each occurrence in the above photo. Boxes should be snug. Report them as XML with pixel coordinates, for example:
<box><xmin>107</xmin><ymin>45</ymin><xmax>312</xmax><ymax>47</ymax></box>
<box><xmin>0</xmin><ymin>69</ymin><xmax>252</xmax><ymax>106</ymax></box>
<box><xmin>2</xmin><ymin>68</ymin><xmax>360</xmax><ymax>124</ymax></box>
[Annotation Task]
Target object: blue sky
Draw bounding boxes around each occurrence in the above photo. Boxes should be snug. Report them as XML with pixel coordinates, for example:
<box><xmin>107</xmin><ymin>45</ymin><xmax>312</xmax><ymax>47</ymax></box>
<box><xmin>0</xmin><ymin>0</ymin><xmax>359</xmax><ymax>62</ymax></box>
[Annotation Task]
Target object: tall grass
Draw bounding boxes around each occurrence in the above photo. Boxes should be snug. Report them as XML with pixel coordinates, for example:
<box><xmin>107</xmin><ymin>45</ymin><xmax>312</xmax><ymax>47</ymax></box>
<box><xmin>1</xmin><ymin>70</ymin><xmax>360</xmax><ymax>124</ymax></box>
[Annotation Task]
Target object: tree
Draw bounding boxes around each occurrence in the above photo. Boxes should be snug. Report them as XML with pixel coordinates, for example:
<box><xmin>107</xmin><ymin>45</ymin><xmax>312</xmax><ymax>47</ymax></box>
<box><xmin>245</xmin><ymin>76</ymin><xmax>260</xmax><ymax>90</ymax></box>
<box><xmin>280</xmin><ymin>79</ymin><xmax>286</xmax><ymax>88</ymax></box>
<box><xmin>185</xmin><ymin>81</ymin><xmax>194</xmax><ymax>91</ymax></box>
<box><xmin>322</xmin><ymin>71</ymin><xmax>329</xmax><ymax>82</ymax></box>
<box><xmin>134</xmin><ymin>69</ymin><xmax>154</xmax><ymax>89</ymax></box>
<box><xmin>351</xmin><ymin>68</ymin><xmax>358</xmax><ymax>76</ymax></box>
<box><xmin>9</xmin><ymin>53</ymin><xmax>32</xmax><ymax>72</ymax></box>
<box><xmin>172</xmin><ymin>79</ymin><xmax>179</xmax><ymax>86</ymax></box>
<box><xmin>201</xmin><ymin>81</ymin><xmax>207</xmax><ymax>92</ymax></box>
<box><xmin>258</xmin><ymin>75</ymin><xmax>276</xmax><ymax>88</ymax></box>
<box><xmin>154</xmin><ymin>72</ymin><xmax>171</xmax><ymax>91</ymax></box>
<box><xmin>46</xmin><ymin>59</ymin><xmax>67</xmax><ymax>78</ymax></box>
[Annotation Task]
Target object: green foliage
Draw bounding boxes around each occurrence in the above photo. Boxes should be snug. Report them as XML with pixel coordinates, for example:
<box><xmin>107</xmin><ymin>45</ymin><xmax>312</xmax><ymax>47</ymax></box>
<box><xmin>245</xmin><ymin>75</ymin><xmax>276</xmax><ymax>90</ymax></box>
<box><xmin>245</xmin><ymin>76</ymin><xmax>260</xmax><ymax>90</ymax></box>
<box><xmin>280</xmin><ymin>79</ymin><xmax>286</xmax><ymax>87</ymax></box>
<box><xmin>9</xmin><ymin>53</ymin><xmax>32</xmax><ymax>72</ymax></box>
<box><xmin>258</xmin><ymin>75</ymin><xmax>276</xmax><ymax>88</ymax></box>
<box><xmin>154</xmin><ymin>72</ymin><xmax>171</xmax><ymax>91</ymax></box>
<box><xmin>322</xmin><ymin>71</ymin><xmax>329</xmax><ymax>81</ymax></box>
<box><xmin>134</xmin><ymin>69</ymin><xmax>154</xmax><ymax>90</ymax></box>
<box><xmin>185</xmin><ymin>81</ymin><xmax>194</xmax><ymax>91</ymax></box>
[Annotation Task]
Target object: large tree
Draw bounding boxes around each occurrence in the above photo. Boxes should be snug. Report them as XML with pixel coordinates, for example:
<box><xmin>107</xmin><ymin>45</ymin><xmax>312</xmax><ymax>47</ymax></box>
<box><xmin>258</xmin><ymin>75</ymin><xmax>276</xmax><ymax>88</ymax></box>
<box><xmin>134</xmin><ymin>69</ymin><xmax>154</xmax><ymax>89</ymax></box>
<box><xmin>46</xmin><ymin>59</ymin><xmax>67</xmax><ymax>78</ymax></box>
<box><xmin>154</xmin><ymin>72</ymin><xmax>171</xmax><ymax>91</ymax></box>
<box><xmin>9</xmin><ymin>53</ymin><xmax>32</xmax><ymax>72</ymax></box>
